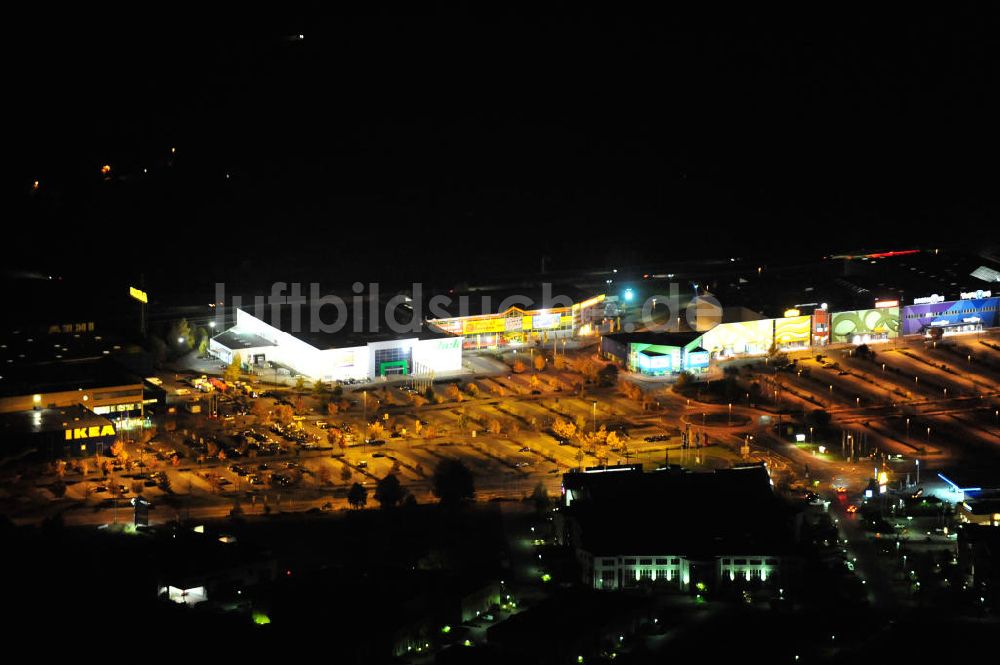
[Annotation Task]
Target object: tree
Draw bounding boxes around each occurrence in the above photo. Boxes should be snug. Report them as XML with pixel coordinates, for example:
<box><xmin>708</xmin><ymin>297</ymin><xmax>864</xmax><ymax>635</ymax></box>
<box><xmin>149</xmin><ymin>336</ymin><xmax>168</xmax><ymax>365</ymax></box>
<box><xmin>767</xmin><ymin>343</ymin><xmax>789</xmax><ymax>366</ymax></box>
<box><xmin>424</xmin><ymin>386</ymin><xmax>437</xmax><ymax>403</ymax></box>
<box><xmin>673</xmin><ymin>371</ymin><xmax>693</xmax><ymax>391</ymax></box>
<box><xmin>249</xmin><ymin>401</ymin><xmax>270</xmax><ymax>424</ymax></box>
<box><xmin>466</xmin><ymin>383</ymin><xmax>480</xmax><ymax>398</ymax></box>
<box><xmin>552</xmin><ymin>418</ymin><xmax>577</xmax><ymax>440</ymax></box>
<box><xmin>168</xmin><ymin>318</ymin><xmax>194</xmax><ymax>351</ymax></box>
<box><xmin>512</xmin><ymin>360</ymin><xmax>527</xmax><ymax>374</ymax></box>
<box><xmin>340</xmin><ymin>465</ymin><xmax>352</xmax><ymax>482</ymax></box>
<box><xmin>274</xmin><ymin>404</ymin><xmax>294</xmax><ymax>425</ymax></box>
<box><xmin>432</xmin><ymin>459</ymin><xmax>475</xmax><ymax>505</ymax></box>
<box><xmin>313</xmin><ymin>379</ymin><xmax>329</xmax><ymax>396</ymax></box>
<box><xmin>597</xmin><ymin>363</ymin><xmax>618</xmax><ymax>387</ymax></box>
<box><xmin>374</xmin><ymin>473</ymin><xmax>405</xmax><ymax>509</ymax></box>
<box><xmin>347</xmin><ymin>482</ymin><xmax>368</xmax><ymax>509</ymax></box>
<box><xmin>326</xmin><ymin>401</ymin><xmax>339</xmax><ymax>416</ymax></box>
<box><xmin>224</xmin><ymin>353</ymin><xmax>242</xmax><ymax>383</ymax></box>
<box><xmin>294</xmin><ymin>376</ymin><xmax>307</xmax><ymax>391</ymax></box>
<box><xmin>533</xmin><ymin>354</ymin><xmax>546</xmax><ymax>372</ymax></box>
<box><xmin>331</xmin><ymin>383</ymin><xmax>344</xmax><ymax>398</ymax></box>
<box><xmin>195</xmin><ymin>327</ymin><xmax>210</xmax><ymax>354</ymax></box>
<box><xmin>368</xmin><ymin>421</ymin><xmax>387</xmax><ymax>442</ymax></box>
<box><xmin>530</xmin><ymin>482</ymin><xmax>550</xmax><ymax>514</ymax></box>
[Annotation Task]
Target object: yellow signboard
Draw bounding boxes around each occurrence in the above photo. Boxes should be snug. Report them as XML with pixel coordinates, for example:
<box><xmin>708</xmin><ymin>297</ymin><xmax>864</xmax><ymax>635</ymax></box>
<box><xmin>462</xmin><ymin>317</ymin><xmax>505</xmax><ymax>335</ymax></box>
<box><xmin>65</xmin><ymin>425</ymin><xmax>116</xmax><ymax>440</ymax></box>
<box><xmin>129</xmin><ymin>286</ymin><xmax>148</xmax><ymax>304</ymax></box>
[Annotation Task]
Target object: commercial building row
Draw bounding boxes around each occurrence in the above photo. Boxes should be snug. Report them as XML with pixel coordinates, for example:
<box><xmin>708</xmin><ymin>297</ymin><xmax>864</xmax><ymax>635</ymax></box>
<box><xmin>602</xmin><ymin>291</ymin><xmax>998</xmax><ymax>376</ymax></box>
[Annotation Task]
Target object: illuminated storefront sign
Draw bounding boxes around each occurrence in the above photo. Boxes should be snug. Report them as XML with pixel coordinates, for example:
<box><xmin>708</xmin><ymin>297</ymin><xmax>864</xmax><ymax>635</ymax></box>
<box><xmin>462</xmin><ymin>318</ymin><xmax>506</xmax><ymax>335</ymax></box>
<box><xmin>64</xmin><ymin>425</ymin><xmax>116</xmax><ymax>440</ymax></box>
<box><xmin>505</xmin><ymin>317</ymin><xmax>523</xmax><ymax>332</ymax></box>
<box><xmin>913</xmin><ymin>294</ymin><xmax>945</xmax><ymax>305</ymax></box>
<box><xmin>960</xmin><ymin>290</ymin><xmax>992</xmax><ymax>299</ymax></box>
<box><xmin>875</xmin><ymin>300</ymin><xmax>899</xmax><ymax>309</ymax></box>
<box><xmin>129</xmin><ymin>286</ymin><xmax>148</xmax><ymax>303</ymax></box>
<box><xmin>529</xmin><ymin>313</ymin><xmax>562</xmax><ymax>330</ymax></box>
<box><xmin>48</xmin><ymin>322</ymin><xmax>95</xmax><ymax>334</ymax></box>
<box><xmin>831</xmin><ymin>307</ymin><xmax>899</xmax><ymax>344</ymax></box>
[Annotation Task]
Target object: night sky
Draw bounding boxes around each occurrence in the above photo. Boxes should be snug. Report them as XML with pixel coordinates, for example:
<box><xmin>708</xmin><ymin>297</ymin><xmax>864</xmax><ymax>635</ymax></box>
<box><xmin>10</xmin><ymin>6</ymin><xmax>1000</xmax><ymax>294</ymax></box>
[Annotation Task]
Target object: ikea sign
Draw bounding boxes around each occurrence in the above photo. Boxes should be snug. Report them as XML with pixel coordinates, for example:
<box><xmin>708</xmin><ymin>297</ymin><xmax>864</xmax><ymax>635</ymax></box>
<box><xmin>65</xmin><ymin>425</ymin><xmax>116</xmax><ymax>440</ymax></box>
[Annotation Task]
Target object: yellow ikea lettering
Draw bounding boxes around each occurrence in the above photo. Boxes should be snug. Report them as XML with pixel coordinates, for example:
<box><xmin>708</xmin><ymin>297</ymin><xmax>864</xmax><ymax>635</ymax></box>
<box><xmin>64</xmin><ymin>425</ymin><xmax>116</xmax><ymax>440</ymax></box>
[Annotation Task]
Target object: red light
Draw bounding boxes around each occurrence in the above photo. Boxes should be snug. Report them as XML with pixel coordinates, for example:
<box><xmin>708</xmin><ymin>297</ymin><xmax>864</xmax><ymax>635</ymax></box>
<box><xmin>286</xmin><ymin>570</ymin><xmax>292</xmax><ymax>576</ymax></box>
<box><xmin>866</xmin><ymin>250</ymin><xmax>919</xmax><ymax>259</ymax></box>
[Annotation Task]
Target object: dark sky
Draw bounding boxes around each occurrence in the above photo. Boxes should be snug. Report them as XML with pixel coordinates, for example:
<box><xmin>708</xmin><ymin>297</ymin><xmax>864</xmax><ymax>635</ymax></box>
<box><xmin>10</xmin><ymin>5</ymin><xmax>1000</xmax><ymax>293</ymax></box>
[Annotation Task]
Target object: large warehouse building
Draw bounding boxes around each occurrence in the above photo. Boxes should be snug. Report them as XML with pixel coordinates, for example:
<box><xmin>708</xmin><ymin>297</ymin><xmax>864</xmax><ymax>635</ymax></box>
<box><xmin>210</xmin><ymin>307</ymin><xmax>463</xmax><ymax>382</ymax></box>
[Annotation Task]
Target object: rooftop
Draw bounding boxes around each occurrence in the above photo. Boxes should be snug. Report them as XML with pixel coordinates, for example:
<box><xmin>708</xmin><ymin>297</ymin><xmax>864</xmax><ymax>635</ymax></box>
<box><xmin>424</xmin><ymin>284</ymin><xmax>599</xmax><ymax>318</ymax></box>
<box><xmin>564</xmin><ymin>464</ymin><xmax>796</xmax><ymax>557</ymax></box>
<box><xmin>237</xmin><ymin>304</ymin><xmax>454</xmax><ymax>350</ymax></box>
<box><xmin>601</xmin><ymin>330</ymin><xmax>703</xmax><ymax>348</ymax></box>
<box><xmin>0</xmin><ymin>404</ymin><xmax>111</xmax><ymax>437</ymax></box>
<box><xmin>0</xmin><ymin>357</ymin><xmax>142</xmax><ymax>398</ymax></box>
<box><xmin>210</xmin><ymin>328</ymin><xmax>275</xmax><ymax>352</ymax></box>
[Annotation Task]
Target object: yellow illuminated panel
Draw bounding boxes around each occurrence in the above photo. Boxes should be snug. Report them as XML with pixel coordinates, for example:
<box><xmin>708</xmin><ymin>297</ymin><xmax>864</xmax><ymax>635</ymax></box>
<box><xmin>774</xmin><ymin>315</ymin><xmax>811</xmax><ymax>345</ymax></box>
<box><xmin>573</xmin><ymin>294</ymin><xmax>606</xmax><ymax>310</ymax></box>
<box><xmin>129</xmin><ymin>286</ymin><xmax>148</xmax><ymax>303</ymax></box>
<box><xmin>462</xmin><ymin>318</ymin><xmax>506</xmax><ymax>335</ymax></box>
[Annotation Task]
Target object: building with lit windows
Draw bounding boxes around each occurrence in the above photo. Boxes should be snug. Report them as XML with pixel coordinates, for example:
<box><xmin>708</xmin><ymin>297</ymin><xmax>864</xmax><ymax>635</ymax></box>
<box><xmin>0</xmin><ymin>357</ymin><xmax>146</xmax><ymax>418</ymax></box>
<box><xmin>210</xmin><ymin>306</ymin><xmax>463</xmax><ymax>382</ymax></box>
<box><xmin>557</xmin><ymin>464</ymin><xmax>797</xmax><ymax>593</ymax></box>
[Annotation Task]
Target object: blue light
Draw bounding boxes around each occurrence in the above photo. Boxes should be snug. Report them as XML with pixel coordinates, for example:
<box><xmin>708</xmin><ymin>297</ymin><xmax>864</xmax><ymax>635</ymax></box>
<box><xmin>937</xmin><ymin>473</ymin><xmax>981</xmax><ymax>493</ymax></box>
<box><xmin>624</xmin><ymin>289</ymin><xmax>634</xmax><ymax>302</ymax></box>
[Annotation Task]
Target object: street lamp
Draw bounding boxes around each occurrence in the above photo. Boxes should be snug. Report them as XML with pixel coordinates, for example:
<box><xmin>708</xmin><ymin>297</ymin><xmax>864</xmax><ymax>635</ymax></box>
<box><xmin>728</xmin><ymin>403</ymin><xmax>732</xmax><ymax>426</ymax></box>
<box><xmin>363</xmin><ymin>390</ymin><xmax>368</xmax><ymax>445</ymax></box>
<box><xmin>905</xmin><ymin>418</ymin><xmax>910</xmax><ymax>442</ymax></box>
